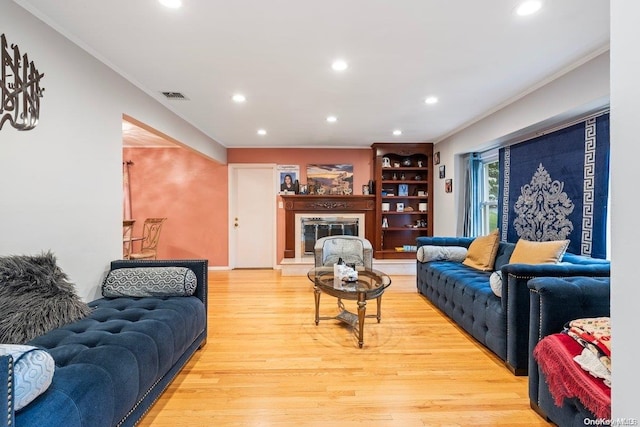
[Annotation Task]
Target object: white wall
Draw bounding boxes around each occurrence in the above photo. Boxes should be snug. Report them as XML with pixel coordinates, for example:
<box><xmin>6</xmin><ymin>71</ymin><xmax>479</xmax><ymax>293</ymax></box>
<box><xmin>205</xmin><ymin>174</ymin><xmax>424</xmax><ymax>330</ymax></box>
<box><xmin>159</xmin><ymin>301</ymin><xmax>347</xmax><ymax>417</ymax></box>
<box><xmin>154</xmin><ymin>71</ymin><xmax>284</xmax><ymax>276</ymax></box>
<box><xmin>433</xmin><ymin>51</ymin><xmax>610</xmax><ymax>236</ymax></box>
<box><xmin>0</xmin><ymin>0</ymin><xmax>226</xmax><ymax>301</ymax></box>
<box><xmin>610</xmin><ymin>1</ymin><xmax>637</xmax><ymax>419</ymax></box>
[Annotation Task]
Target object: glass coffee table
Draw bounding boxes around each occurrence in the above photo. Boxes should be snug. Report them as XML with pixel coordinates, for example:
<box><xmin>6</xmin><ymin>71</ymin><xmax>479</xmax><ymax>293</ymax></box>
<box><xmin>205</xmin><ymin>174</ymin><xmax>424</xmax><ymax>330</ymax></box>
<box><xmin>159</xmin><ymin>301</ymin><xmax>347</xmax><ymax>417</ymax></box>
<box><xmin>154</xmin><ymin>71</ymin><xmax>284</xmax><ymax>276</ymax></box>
<box><xmin>307</xmin><ymin>266</ymin><xmax>391</xmax><ymax>348</ymax></box>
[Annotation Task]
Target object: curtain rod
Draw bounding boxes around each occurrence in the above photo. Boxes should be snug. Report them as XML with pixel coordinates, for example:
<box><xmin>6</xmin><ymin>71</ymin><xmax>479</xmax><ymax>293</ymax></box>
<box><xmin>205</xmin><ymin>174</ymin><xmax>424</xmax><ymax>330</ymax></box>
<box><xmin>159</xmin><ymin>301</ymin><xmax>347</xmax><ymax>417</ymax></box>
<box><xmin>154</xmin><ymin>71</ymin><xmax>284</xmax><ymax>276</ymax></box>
<box><xmin>529</xmin><ymin>108</ymin><xmax>609</xmax><ymax>140</ymax></box>
<box><xmin>479</xmin><ymin>107</ymin><xmax>610</xmax><ymax>156</ymax></box>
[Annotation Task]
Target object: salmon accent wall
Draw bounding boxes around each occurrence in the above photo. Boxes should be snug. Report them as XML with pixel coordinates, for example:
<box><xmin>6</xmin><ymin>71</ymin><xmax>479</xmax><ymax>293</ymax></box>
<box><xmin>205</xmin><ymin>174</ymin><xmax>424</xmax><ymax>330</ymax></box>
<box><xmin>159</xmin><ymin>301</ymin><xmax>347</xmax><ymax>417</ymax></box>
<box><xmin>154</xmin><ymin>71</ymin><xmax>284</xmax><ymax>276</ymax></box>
<box><xmin>228</xmin><ymin>147</ymin><xmax>373</xmax><ymax>263</ymax></box>
<box><xmin>123</xmin><ymin>147</ymin><xmax>228</xmax><ymax>265</ymax></box>
<box><xmin>123</xmin><ymin>147</ymin><xmax>372</xmax><ymax>267</ymax></box>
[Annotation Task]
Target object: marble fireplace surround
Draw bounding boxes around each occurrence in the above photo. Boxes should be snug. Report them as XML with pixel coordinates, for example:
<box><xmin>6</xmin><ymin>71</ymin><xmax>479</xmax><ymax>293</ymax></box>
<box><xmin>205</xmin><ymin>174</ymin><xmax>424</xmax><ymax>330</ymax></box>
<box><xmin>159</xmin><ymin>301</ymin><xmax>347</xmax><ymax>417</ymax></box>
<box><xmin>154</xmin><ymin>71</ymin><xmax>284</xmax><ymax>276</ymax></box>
<box><xmin>281</xmin><ymin>195</ymin><xmax>376</xmax><ymax>259</ymax></box>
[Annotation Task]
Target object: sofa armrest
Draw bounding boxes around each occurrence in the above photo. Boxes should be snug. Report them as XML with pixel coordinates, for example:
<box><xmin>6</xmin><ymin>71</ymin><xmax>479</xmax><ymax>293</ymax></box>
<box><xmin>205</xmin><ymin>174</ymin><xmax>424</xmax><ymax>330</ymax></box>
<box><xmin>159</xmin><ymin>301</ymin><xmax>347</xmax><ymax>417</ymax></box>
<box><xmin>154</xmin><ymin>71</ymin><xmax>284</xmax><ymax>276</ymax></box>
<box><xmin>527</xmin><ymin>276</ymin><xmax>610</xmax><ymax>345</ymax></box>
<box><xmin>526</xmin><ymin>276</ymin><xmax>610</xmax><ymax>410</ymax></box>
<box><xmin>0</xmin><ymin>355</ymin><xmax>15</xmax><ymax>427</ymax></box>
<box><xmin>500</xmin><ymin>262</ymin><xmax>610</xmax><ymax>375</ymax></box>
<box><xmin>416</xmin><ymin>236</ymin><xmax>473</xmax><ymax>249</ymax></box>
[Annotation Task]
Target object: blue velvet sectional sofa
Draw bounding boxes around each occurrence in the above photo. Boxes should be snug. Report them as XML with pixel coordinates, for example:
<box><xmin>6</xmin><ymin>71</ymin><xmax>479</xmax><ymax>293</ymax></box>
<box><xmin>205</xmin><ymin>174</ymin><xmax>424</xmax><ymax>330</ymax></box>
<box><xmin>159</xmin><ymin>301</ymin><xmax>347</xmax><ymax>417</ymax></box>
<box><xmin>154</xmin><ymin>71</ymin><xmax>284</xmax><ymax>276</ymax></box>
<box><xmin>415</xmin><ymin>236</ymin><xmax>610</xmax><ymax>375</ymax></box>
<box><xmin>1</xmin><ymin>259</ymin><xmax>208</xmax><ymax>427</ymax></box>
<box><xmin>528</xmin><ymin>276</ymin><xmax>610</xmax><ymax>426</ymax></box>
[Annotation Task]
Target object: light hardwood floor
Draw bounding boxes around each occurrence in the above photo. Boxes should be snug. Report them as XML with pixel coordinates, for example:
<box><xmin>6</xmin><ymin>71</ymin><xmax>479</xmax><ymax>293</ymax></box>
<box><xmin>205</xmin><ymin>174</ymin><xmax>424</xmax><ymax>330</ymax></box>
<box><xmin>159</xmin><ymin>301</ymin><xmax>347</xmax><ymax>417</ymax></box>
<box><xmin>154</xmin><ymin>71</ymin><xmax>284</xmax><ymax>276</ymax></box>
<box><xmin>138</xmin><ymin>270</ymin><xmax>549</xmax><ymax>427</ymax></box>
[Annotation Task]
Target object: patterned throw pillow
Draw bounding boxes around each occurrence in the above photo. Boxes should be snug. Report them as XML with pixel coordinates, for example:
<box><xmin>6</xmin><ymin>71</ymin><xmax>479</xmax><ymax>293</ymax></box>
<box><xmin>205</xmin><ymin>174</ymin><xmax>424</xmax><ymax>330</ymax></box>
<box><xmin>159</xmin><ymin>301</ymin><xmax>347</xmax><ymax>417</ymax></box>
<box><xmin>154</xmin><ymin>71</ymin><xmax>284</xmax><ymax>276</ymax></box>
<box><xmin>102</xmin><ymin>266</ymin><xmax>197</xmax><ymax>297</ymax></box>
<box><xmin>0</xmin><ymin>344</ymin><xmax>55</xmax><ymax>411</ymax></box>
<box><xmin>489</xmin><ymin>270</ymin><xmax>503</xmax><ymax>297</ymax></box>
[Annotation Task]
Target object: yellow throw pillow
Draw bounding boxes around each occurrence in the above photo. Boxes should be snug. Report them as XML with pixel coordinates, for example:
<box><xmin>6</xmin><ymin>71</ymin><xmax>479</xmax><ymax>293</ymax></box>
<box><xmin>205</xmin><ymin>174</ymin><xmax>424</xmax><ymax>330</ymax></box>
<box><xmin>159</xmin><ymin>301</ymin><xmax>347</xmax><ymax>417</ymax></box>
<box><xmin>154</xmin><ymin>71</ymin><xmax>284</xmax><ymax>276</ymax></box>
<box><xmin>509</xmin><ymin>239</ymin><xmax>570</xmax><ymax>264</ymax></box>
<box><xmin>462</xmin><ymin>229</ymin><xmax>500</xmax><ymax>271</ymax></box>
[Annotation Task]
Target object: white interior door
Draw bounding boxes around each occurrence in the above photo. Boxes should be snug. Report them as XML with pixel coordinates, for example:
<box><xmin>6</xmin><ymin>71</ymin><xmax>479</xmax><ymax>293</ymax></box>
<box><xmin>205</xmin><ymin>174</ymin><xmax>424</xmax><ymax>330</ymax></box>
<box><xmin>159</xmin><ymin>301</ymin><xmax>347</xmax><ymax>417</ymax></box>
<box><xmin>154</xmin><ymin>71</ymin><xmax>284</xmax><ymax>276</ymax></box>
<box><xmin>229</xmin><ymin>165</ymin><xmax>276</xmax><ymax>268</ymax></box>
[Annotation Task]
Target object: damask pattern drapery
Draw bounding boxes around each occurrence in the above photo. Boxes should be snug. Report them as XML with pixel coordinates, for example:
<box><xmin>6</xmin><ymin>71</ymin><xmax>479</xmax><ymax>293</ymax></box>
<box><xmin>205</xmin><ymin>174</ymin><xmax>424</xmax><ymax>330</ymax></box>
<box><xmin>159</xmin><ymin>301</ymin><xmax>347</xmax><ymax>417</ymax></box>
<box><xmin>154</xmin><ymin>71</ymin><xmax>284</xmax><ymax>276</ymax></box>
<box><xmin>498</xmin><ymin>113</ymin><xmax>609</xmax><ymax>258</ymax></box>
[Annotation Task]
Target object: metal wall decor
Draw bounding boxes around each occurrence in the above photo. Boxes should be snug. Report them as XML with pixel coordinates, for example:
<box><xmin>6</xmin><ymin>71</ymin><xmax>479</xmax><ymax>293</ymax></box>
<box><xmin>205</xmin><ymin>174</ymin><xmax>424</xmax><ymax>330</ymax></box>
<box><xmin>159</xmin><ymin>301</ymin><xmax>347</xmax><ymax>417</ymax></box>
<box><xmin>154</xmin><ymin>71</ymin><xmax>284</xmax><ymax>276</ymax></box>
<box><xmin>1</xmin><ymin>33</ymin><xmax>45</xmax><ymax>131</ymax></box>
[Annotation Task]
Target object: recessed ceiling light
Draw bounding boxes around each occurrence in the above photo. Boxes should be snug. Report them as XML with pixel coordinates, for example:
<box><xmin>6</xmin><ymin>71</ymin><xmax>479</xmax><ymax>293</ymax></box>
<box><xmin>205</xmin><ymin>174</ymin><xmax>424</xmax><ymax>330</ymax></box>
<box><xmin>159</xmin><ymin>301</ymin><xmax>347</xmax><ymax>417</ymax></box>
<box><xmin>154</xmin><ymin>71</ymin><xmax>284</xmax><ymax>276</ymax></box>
<box><xmin>393</xmin><ymin>130</ymin><xmax>402</xmax><ymax>136</ymax></box>
<box><xmin>158</xmin><ymin>0</ymin><xmax>182</xmax><ymax>9</ymax></box>
<box><xmin>424</xmin><ymin>96</ymin><xmax>438</xmax><ymax>105</ymax></box>
<box><xmin>515</xmin><ymin>1</ymin><xmax>542</xmax><ymax>16</ymax></box>
<box><xmin>232</xmin><ymin>94</ymin><xmax>246</xmax><ymax>103</ymax></box>
<box><xmin>257</xmin><ymin>129</ymin><xmax>267</xmax><ymax>136</ymax></box>
<box><xmin>326</xmin><ymin>116</ymin><xmax>337</xmax><ymax>123</ymax></box>
<box><xmin>331</xmin><ymin>60</ymin><xmax>348</xmax><ymax>72</ymax></box>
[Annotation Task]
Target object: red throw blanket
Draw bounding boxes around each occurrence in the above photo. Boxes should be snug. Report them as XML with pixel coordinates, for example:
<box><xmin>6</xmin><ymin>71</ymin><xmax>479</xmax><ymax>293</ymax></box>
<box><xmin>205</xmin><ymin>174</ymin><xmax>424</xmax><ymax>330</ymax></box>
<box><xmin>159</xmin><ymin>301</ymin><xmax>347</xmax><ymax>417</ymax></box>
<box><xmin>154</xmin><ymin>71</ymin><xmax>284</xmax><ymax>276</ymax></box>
<box><xmin>533</xmin><ymin>333</ymin><xmax>611</xmax><ymax>419</ymax></box>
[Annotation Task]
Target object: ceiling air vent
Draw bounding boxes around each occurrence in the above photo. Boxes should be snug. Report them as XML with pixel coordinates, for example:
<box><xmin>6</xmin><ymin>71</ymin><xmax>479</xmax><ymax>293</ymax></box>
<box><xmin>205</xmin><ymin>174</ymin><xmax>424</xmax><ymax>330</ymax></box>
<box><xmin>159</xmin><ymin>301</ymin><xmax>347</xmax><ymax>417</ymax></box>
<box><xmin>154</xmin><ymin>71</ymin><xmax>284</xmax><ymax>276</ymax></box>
<box><xmin>161</xmin><ymin>91</ymin><xmax>189</xmax><ymax>100</ymax></box>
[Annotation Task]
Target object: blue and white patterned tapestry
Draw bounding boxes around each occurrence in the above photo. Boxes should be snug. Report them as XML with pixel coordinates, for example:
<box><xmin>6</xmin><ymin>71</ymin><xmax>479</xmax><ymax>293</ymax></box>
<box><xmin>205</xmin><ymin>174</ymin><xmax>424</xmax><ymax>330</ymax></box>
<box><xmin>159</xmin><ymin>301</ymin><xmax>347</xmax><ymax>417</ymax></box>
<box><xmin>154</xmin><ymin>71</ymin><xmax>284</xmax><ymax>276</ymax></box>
<box><xmin>498</xmin><ymin>113</ymin><xmax>609</xmax><ymax>258</ymax></box>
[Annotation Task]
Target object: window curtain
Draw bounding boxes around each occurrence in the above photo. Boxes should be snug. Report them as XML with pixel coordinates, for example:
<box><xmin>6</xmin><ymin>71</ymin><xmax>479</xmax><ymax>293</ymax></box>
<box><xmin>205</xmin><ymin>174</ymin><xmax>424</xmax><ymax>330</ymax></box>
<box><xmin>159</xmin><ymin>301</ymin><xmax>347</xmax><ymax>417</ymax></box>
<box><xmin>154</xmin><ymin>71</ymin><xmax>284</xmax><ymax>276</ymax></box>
<box><xmin>462</xmin><ymin>153</ymin><xmax>482</xmax><ymax>236</ymax></box>
<box><xmin>497</xmin><ymin>113</ymin><xmax>610</xmax><ymax>258</ymax></box>
<box><xmin>123</xmin><ymin>161</ymin><xmax>132</xmax><ymax>219</ymax></box>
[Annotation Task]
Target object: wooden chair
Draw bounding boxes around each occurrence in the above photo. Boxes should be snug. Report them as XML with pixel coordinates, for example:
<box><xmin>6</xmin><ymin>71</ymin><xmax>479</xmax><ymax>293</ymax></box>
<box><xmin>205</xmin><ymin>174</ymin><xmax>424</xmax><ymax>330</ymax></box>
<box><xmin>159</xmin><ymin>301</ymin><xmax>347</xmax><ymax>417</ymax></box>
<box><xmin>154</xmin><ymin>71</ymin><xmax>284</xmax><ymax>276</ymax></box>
<box><xmin>129</xmin><ymin>218</ymin><xmax>167</xmax><ymax>260</ymax></box>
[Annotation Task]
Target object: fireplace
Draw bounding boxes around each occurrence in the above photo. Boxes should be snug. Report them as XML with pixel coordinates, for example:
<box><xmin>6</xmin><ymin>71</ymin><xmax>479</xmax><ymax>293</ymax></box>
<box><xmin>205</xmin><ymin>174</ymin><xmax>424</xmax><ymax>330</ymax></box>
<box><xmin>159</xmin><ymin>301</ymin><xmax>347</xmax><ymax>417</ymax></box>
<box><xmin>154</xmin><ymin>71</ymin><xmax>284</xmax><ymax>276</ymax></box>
<box><xmin>281</xmin><ymin>195</ymin><xmax>375</xmax><ymax>259</ymax></box>
<box><xmin>296</xmin><ymin>214</ymin><xmax>365</xmax><ymax>258</ymax></box>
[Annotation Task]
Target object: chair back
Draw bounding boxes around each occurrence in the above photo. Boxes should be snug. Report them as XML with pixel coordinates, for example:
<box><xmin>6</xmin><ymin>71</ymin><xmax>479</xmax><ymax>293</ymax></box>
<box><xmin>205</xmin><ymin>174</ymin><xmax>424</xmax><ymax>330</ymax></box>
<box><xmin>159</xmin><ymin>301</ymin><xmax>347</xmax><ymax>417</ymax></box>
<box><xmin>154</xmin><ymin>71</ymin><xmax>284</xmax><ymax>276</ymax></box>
<box><xmin>314</xmin><ymin>235</ymin><xmax>373</xmax><ymax>268</ymax></box>
<box><xmin>141</xmin><ymin>218</ymin><xmax>167</xmax><ymax>252</ymax></box>
<box><xmin>122</xmin><ymin>219</ymin><xmax>135</xmax><ymax>258</ymax></box>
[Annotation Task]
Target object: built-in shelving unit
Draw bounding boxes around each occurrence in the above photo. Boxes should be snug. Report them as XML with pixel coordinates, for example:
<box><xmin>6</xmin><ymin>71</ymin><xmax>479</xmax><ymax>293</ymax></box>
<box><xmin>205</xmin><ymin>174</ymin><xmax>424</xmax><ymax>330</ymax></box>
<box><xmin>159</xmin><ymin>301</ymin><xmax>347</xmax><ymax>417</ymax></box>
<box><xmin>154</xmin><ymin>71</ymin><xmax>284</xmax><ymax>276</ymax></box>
<box><xmin>371</xmin><ymin>142</ymin><xmax>434</xmax><ymax>259</ymax></box>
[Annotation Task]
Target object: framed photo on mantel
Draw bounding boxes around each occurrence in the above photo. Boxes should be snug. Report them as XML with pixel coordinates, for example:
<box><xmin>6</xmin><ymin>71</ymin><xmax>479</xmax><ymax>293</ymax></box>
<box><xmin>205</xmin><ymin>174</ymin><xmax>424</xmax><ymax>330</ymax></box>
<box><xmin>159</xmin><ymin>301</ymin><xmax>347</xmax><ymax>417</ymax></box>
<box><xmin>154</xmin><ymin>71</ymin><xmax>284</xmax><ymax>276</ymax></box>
<box><xmin>277</xmin><ymin>164</ymin><xmax>300</xmax><ymax>194</ymax></box>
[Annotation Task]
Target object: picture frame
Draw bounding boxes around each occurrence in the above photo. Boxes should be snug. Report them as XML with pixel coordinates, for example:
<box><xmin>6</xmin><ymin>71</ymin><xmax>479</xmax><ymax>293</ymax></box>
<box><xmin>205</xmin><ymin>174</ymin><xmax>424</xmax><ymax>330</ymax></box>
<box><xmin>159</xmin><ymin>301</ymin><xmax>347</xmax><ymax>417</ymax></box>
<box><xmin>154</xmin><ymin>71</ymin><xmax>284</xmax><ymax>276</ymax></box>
<box><xmin>307</xmin><ymin>164</ymin><xmax>353</xmax><ymax>195</ymax></box>
<box><xmin>398</xmin><ymin>184</ymin><xmax>409</xmax><ymax>196</ymax></box>
<box><xmin>396</xmin><ymin>202</ymin><xmax>404</xmax><ymax>212</ymax></box>
<box><xmin>445</xmin><ymin>179</ymin><xmax>453</xmax><ymax>193</ymax></box>
<box><xmin>439</xmin><ymin>165</ymin><xmax>445</xmax><ymax>179</ymax></box>
<box><xmin>434</xmin><ymin>151</ymin><xmax>440</xmax><ymax>165</ymax></box>
<box><xmin>277</xmin><ymin>164</ymin><xmax>300</xmax><ymax>194</ymax></box>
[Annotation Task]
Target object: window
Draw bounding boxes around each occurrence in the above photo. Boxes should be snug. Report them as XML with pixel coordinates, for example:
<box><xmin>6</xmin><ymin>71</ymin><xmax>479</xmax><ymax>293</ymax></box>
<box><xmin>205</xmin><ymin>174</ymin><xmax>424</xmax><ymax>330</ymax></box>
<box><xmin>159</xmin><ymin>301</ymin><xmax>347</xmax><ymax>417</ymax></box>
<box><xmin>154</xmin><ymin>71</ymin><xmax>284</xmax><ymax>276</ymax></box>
<box><xmin>463</xmin><ymin>150</ymin><xmax>498</xmax><ymax>237</ymax></box>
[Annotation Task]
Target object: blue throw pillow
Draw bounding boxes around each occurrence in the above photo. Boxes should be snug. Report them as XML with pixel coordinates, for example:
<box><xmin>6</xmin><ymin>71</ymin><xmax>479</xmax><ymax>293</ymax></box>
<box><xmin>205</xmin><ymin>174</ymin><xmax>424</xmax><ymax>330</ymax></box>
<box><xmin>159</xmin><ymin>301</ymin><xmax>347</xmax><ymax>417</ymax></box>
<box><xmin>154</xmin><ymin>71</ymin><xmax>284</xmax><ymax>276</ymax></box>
<box><xmin>0</xmin><ymin>344</ymin><xmax>55</xmax><ymax>411</ymax></box>
<box><xmin>102</xmin><ymin>266</ymin><xmax>197</xmax><ymax>297</ymax></box>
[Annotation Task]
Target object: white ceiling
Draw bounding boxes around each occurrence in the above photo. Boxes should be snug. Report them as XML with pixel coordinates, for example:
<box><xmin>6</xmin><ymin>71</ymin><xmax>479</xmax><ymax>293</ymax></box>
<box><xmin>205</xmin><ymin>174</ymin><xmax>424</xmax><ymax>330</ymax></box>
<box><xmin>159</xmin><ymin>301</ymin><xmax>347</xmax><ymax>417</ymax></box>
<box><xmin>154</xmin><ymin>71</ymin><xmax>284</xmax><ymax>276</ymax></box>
<box><xmin>16</xmin><ymin>0</ymin><xmax>610</xmax><ymax>149</ymax></box>
<box><xmin>122</xmin><ymin>119</ymin><xmax>179</xmax><ymax>148</ymax></box>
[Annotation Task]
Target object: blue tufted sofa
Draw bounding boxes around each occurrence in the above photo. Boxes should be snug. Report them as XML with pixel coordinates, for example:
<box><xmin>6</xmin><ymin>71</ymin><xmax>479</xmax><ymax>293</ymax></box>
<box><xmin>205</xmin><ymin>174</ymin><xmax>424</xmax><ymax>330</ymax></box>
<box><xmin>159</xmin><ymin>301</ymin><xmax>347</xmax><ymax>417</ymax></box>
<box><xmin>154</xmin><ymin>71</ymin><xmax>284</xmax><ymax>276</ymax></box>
<box><xmin>415</xmin><ymin>236</ymin><xmax>610</xmax><ymax>375</ymax></box>
<box><xmin>528</xmin><ymin>276</ymin><xmax>610</xmax><ymax>426</ymax></box>
<box><xmin>0</xmin><ymin>259</ymin><xmax>208</xmax><ymax>427</ymax></box>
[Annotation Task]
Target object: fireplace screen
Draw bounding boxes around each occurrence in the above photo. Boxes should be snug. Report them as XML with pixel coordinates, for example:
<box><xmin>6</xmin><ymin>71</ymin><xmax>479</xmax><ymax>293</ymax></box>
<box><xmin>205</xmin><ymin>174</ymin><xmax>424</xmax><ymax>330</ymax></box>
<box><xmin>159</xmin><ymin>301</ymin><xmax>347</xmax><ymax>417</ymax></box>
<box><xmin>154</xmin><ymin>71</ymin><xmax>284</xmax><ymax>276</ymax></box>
<box><xmin>301</xmin><ymin>217</ymin><xmax>359</xmax><ymax>255</ymax></box>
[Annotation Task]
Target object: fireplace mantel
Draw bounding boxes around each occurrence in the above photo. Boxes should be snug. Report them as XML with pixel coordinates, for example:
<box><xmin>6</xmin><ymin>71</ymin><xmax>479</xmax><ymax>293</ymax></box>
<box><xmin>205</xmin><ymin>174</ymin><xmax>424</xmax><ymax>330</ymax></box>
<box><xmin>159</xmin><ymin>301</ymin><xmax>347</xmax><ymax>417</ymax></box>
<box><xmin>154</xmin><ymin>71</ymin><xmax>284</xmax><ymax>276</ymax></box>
<box><xmin>281</xmin><ymin>195</ymin><xmax>376</xmax><ymax>258</ymax></box>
